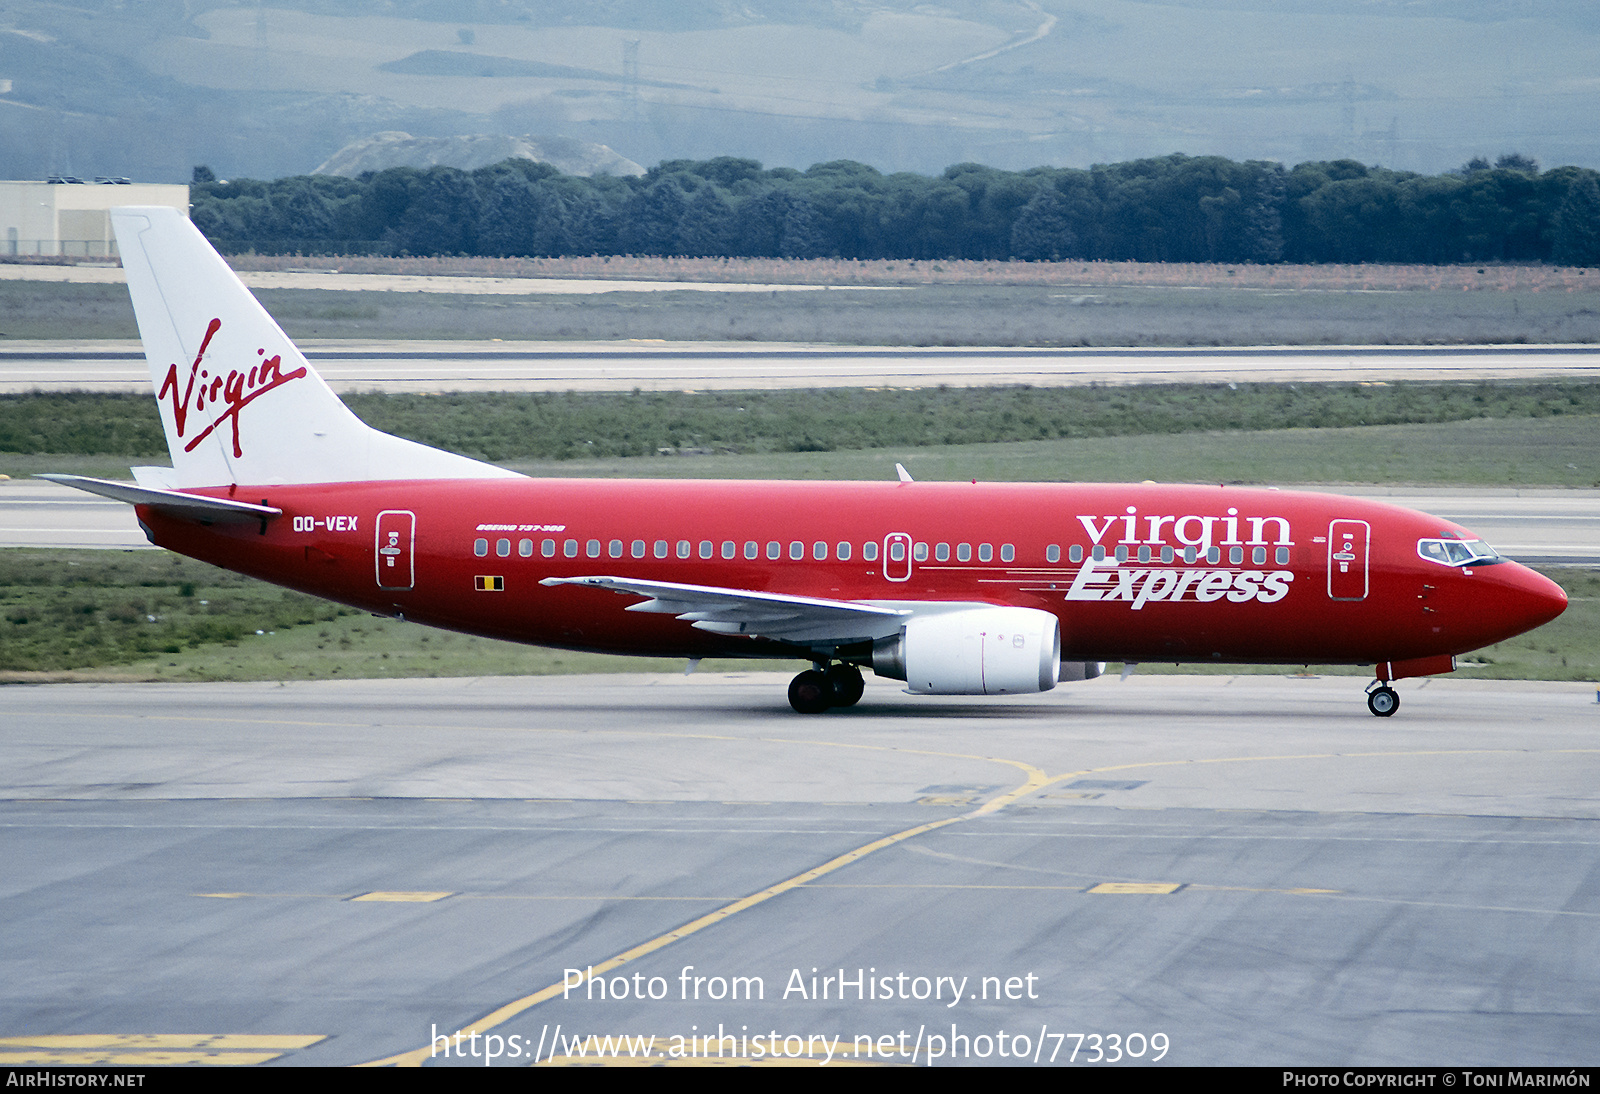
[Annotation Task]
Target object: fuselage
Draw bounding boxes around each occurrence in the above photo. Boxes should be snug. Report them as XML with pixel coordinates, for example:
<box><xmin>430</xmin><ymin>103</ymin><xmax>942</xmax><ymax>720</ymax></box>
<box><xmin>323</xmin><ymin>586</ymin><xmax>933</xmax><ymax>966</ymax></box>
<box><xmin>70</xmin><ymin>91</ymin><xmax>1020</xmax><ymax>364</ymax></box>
<box><xmin>137</xmin><ymin>478</ymin><xmax>1568</xmax><ymax>669</ymax></box>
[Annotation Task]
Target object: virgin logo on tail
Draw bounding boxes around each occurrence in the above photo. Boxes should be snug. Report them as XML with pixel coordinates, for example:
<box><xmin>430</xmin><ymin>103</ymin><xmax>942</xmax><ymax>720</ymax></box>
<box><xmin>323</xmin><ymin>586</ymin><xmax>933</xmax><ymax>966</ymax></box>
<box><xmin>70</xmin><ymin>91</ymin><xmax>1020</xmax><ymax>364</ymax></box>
<box><xmin>157</xmin><ymin>318</ymin><xmax>307</xmax><ymax>458</ymax></box>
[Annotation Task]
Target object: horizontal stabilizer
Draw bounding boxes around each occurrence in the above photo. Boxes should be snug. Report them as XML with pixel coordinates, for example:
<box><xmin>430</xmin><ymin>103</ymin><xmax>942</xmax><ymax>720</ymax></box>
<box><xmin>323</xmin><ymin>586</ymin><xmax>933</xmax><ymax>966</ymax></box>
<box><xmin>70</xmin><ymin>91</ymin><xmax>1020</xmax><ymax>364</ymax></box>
<box><xmin>38</xmin><ymin>474</ymin><xmax>282</xmax><ymax>523</ymax></box>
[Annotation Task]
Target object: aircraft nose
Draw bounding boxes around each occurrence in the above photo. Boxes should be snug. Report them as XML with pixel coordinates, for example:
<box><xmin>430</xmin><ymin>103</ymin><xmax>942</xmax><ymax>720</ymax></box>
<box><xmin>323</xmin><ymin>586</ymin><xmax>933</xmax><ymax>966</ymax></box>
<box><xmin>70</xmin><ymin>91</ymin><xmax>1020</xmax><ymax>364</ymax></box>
<box><xmin>1495</xmin><ymin>563</ymin><xmax>1568</xmax><ymax>635</ymax></box>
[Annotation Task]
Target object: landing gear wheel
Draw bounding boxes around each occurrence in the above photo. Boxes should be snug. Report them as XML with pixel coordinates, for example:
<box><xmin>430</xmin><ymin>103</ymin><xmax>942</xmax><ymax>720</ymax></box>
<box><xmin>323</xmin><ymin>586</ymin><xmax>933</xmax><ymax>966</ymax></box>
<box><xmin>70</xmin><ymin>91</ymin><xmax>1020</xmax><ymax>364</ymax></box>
<box><xmin>824</xmin><ymin>664</ymin><xmax>865</xmax><ymax>708</ymax></box>
<box><xmin>1367</xmin><ymin>685</ymin><xmax>1399</xmax><ymax>718</ymax></box>
<box><xmin>788</xmin><ymin>670</ymin><xmax>832</xmax><ymax>714</ymax></box>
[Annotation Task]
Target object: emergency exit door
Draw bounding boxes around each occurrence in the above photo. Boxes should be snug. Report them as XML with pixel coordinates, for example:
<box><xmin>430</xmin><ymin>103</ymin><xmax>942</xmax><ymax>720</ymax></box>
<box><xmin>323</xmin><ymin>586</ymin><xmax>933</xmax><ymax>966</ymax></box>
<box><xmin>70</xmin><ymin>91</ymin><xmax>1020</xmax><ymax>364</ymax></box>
<box><xmin>883</xmin><ymin>532</ymin><xmax>913</xmax><ymax>582</ymax></box>
<box><xmin>375</xmin><ymin>510</ymin><xmax>415</xmax><ymax>590</ymax></box>
<box><xmin>1327</xmin><ymin>519</ymin><xmax>1370</xmax><ymax>601</ymax></box>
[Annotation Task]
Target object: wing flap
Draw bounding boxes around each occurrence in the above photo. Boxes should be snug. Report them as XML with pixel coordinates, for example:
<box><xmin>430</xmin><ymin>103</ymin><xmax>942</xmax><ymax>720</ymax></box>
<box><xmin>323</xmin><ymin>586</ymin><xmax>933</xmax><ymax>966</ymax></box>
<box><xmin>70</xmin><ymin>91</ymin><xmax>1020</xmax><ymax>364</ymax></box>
<box><xmin>540</xmin><ymin>575</ymin><xmax>906</xmax><ymax>644</ymax></box>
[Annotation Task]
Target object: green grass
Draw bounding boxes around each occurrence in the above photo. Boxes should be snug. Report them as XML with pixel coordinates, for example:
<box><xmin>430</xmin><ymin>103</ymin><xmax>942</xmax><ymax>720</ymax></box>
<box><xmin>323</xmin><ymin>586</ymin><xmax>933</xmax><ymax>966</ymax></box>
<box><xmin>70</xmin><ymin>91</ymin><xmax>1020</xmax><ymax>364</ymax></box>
<box><xmin>343</xmin><ymin>383</ymin><xmax>1600</xmax><ymax>466</ymax></box>
<box><xmin>9</xmin><ymin>414</ymin><xmax>1600</xmax><ymax>487</ymax></box>
<box><xmin>0</xmin><ymin>550</ymin><xmax>348</xmax><ymax>675</ymax></box>
<box><xmin>6</xmin><ymin>384</ymin><xmax>1600</xmax><ymax>485</ymax></box>
<box><xmin>0</xmin><ymin>549</ymin><xmax>789</xmax><ymax>683</ymax></box>
<box><xmin>490</xmin><ymin>415</ymin><xmax>1600</xmax><ymax>488</ymax></box>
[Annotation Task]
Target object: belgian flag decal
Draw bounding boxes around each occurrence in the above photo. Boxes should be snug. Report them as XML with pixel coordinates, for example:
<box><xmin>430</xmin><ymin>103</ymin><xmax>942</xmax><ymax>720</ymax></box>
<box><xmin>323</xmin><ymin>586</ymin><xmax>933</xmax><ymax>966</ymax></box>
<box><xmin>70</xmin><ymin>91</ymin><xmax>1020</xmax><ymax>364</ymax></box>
<box><xmin>474</xmin><ymin>575</ymin><xmax>505</xmax><ymax>592</ymax></box>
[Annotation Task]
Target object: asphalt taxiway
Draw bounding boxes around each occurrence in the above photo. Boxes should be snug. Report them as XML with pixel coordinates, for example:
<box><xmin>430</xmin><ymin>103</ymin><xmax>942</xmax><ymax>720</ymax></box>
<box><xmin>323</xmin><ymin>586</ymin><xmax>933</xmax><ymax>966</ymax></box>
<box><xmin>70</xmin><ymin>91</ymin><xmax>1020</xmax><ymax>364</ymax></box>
<box><xmin>2</xmin><ymin>673</ymin><xmax>1597</xmax><ymax>1067</ymax></box>
<box><xmin>3</xmin><ymin>341</ymin><xmax>1599</xmax><ymax>393</ymax></box>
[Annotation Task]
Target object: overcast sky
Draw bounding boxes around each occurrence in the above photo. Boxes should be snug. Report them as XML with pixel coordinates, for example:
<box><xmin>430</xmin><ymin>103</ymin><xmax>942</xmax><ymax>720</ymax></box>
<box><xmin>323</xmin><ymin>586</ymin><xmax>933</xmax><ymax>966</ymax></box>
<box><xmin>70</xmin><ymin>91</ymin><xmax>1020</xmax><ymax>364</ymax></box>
<box><xmin>4</xmin><ymin>0</ymin><xmax>1596</xmax><ymax>181</ymax></box>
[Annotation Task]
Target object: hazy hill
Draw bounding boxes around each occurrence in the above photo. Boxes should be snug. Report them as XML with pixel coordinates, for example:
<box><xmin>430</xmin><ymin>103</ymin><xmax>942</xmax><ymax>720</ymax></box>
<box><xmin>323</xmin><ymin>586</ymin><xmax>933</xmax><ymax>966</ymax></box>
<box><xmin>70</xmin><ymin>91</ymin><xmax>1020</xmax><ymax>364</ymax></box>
<box><xmin>312</xmin><ymin>132</ymin><xmax>644</xmax><ymax>177</ymax></box>
<box><xmin>2</xmin><ymin>0</ymin><xmax>1596</xmax><ymax>183</ymax></box>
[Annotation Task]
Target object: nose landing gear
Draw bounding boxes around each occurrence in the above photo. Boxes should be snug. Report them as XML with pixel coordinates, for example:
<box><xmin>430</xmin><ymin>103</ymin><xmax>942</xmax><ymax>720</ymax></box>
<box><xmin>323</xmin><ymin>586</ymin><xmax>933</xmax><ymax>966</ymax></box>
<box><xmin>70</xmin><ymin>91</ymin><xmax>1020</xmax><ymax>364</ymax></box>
<box><xmin>1365</xmin><ymin>680</ymin><xmax>1400</xmax><ymax>717</ymax></box>
<box><xmin>788</xmin><ymin>662</ymin><xmax>865</xmax><ymax>713</ymax></box>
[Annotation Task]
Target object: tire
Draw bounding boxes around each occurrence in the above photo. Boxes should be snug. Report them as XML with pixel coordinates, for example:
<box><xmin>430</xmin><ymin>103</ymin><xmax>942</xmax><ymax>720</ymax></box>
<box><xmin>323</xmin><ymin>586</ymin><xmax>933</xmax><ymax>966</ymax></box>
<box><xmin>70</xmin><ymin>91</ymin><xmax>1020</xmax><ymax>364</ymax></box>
<box><xmin>825</xmin><ymin>664</ymin><xmax>865</xmax><ymax>708</ymax></box>
<box><xmin>1367</xmin><ymin>686</ymin><xmax>1399</xmax><ymax>717</ymax></box>
<box><xmin>788</xmin><ymin>670</ymin><xmax>832</xmax><ymax>714</ymax></box>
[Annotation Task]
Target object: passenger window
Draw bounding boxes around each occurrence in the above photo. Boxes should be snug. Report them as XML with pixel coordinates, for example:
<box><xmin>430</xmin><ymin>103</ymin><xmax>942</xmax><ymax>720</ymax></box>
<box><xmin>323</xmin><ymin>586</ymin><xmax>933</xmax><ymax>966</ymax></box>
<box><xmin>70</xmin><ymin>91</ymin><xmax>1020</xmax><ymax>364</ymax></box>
<box><xmin>789</xmin><ymin>541</ymin><xmax>804</xmax><ymax>560</ymax></box>
<box><xmin>1046</xmin><ymin>545</ymin><xmax>1060</xmax><ymax>563</ymax></box>
<box><xmin>913</xmin><ymin>542</ymin><xmax>929</xmax><ymax>561</ymax></box>
<box><xmin>497</xmin><ymin>538</ymin><xmax>511</xmax><ymax>557</ymax></box>
<box><xmin>889</xmin><ymin>541</ymin><xmax>906</xmax><ymax>562</ymax></box>
<box><xmin>1069</xmin><ymin>544</ymin><xmax>1083</xmax><ymax>563</ymax></box>
<box><xmin>979</xmin><ymin>543</ymin><xmax>993</xmax><ymax>562</ymax></box>
<box><xmin>957</xmin><ymin>543</ymin><xmax>972</xmax><ymax>562</ymax></box>
<box><xmin>1276</xmin><ymin>546</ymin><xmax>1290</xmax><ymax>565</ymax></box>
<box><xmin>836</xmin><ymin>541</ymin><xmax>851</xmax><ymax>561</ymax></box>
<box><xmin>813</xmin><ymin>541</ymin><xmax>828</xmax><ymax>560</ymax></box>
<box><xmin>609</xmin><ymin>539</ymin><xmax>623</xmax><ymax>558</ymax></box>
<box><xmin>585</xmin><ymin>539</ymin><xmax>600</xmax><ymax>558</ymax></box>
<box><xmin>745</xmin><ymin>541</ymin><xmax>758</xmax><ymax>560</ymax></box>
<box><xmin>677</xmin><ymin>540</ymin><xmax>691</xmax><ymax>559</ymax></box>
<box><xmin>1229</xmin><ymin>546</ymin><xmax>1244</xmax><ymax>565</ymax></box>
<box><xmin>1091</xmin><ymin>545</ymin><xmax>1105</xmax><ymax>562</ymax></box>
<box><xmin>1182</xmin><ymin>546</ymin><xmax>1196</xmax><ymax>564</ymax></box>
<box><xmin>1137</xmin><ymin>545</ymin><xmax>1150</xmax><ymax>563</ymax></box>
<box><xmin>722</xmin><ymin>541</ymin><xmax>736</xmax><ymax>559</ymax></box>
<box><xmin>1114</xmin><ymin>545</ymin><xmax>1128</xmax><ymax>562</ymax></box>
<box><xmin>474</xmin><ymin>538</ymin><xmax>488</xmax><ymax>557</ymax></box>
<box><xmin>519</xmin><ymin>539</ymin><xmax>533</xmax><ymax>557</ymax></box>
<box><xmin>767</xmin><ymin>541</ymin><xmax>781</xmax><ymax>560</ymax></box>
<box><xmin>542</xmin><ymin>539</ymin><xmax>555</xmax><ymax>558</ymax></box>
<box><xmin>700</xmin><ymin>540</ymin><xmax>714</xmax><ymax>559</ymax></box>
<box><xmin>936</xmin><ymin>543</ymin><xmax>950</xmax><ymax>562</ymax></box>
<box><xmin>632</xmin><ymin>539</ymin><xmax>646</xmax><ymax>559</ymax></box>
<box><xmin>564</xmin><ymin>539</ymin><xmax>578</xmax><ymax>558</ymax></box>
<box><xmin>1000</xmin><ymin>544</ymin><xmax>1014</xmax><ymax>562</ymax></box>
<box><xmin>863</xmin><ymin>542</ymin><xmax>879</xmax><ymax>562</ymax></box>
<box><xmin>1207</xmin><ymin>546</ymin><xmax>1221</xmax><ymax>564</ymax></box>
<box><xmin>654</xmin><ymin>540</ymin><xmax>668</xmax><ymax>559</ymax></box>
<box><xmin>1253</xmin><ymin>546</ymin><xmax>1267</xmax><ymax>565</ymax></box>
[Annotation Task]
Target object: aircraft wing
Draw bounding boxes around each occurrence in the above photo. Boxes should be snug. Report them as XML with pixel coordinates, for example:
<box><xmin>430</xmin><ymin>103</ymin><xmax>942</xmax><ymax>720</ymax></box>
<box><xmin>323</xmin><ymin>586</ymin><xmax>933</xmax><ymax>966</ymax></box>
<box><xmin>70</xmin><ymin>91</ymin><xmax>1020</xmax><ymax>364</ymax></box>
<box><xmin>539</xmin><ymin>575</ymin><xmax>908</xmax><ymax>644</ymax></box>
<box><xmin>37</xmin><ymin>474</ymin><xmax>283</xmax><ymax>523</ymax></box>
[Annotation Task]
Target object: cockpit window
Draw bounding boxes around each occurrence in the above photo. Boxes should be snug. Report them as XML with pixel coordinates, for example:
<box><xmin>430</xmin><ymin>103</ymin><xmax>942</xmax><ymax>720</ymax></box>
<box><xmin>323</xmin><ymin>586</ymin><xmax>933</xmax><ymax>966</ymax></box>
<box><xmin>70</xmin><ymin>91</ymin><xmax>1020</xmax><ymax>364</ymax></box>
<box><xmin>1417</xmin><ymin>536</ymin><xmax>1502</xmax><ymax>567</ymax></box>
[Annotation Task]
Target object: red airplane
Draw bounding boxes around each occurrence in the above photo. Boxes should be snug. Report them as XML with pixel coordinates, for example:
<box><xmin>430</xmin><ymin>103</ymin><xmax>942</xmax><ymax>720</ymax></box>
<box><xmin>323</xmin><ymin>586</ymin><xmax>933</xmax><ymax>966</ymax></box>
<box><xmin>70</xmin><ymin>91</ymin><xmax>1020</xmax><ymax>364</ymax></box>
<box><xmin>46</xmin><ymin>207</ymin><xmax>1568</xmax><ymax>716</ymax></box>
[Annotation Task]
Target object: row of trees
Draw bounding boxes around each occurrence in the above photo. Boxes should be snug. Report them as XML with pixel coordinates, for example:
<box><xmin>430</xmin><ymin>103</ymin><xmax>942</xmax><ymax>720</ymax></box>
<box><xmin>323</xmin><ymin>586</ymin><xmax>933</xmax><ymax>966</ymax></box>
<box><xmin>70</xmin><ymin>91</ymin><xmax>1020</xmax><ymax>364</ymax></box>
<box><xmin>189</xmin><ymin>153</ymin><xmax>1600</xmax><ymax>266</ymax></box>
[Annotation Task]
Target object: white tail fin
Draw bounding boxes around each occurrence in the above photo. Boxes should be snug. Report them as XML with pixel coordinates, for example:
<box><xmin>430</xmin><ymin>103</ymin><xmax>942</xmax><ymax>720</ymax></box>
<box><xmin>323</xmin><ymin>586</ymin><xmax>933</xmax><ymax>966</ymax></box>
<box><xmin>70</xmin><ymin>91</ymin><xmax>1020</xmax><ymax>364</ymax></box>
<box><xmin>110</xmin><ymin>206</ymin><xmax>519</xmax><ymax>487</ymax></box>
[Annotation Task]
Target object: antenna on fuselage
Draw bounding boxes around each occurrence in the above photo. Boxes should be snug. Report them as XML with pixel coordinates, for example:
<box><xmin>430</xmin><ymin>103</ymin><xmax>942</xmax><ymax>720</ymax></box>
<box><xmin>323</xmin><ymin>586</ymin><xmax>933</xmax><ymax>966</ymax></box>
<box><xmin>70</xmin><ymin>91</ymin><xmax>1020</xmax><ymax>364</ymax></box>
<box><xmin>895</xmin><ymin>463</ymin><xmax>913</xmax><ymax>483</ymax></box>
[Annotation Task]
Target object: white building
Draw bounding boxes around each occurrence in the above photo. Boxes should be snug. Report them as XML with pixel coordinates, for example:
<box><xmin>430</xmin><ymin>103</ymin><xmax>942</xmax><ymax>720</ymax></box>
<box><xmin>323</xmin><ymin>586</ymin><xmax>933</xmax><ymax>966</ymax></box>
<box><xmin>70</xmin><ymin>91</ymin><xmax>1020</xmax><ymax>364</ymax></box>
<box><xmin>0</xmin><ymin>179</ymin><xmax>188</xmax><ymax>257</ymax></box>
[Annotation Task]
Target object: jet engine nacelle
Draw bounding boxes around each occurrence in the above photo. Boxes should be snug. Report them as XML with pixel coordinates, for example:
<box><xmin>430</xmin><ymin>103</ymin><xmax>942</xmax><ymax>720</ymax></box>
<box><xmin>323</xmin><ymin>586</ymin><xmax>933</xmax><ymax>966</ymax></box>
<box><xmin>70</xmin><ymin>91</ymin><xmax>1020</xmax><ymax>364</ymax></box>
<box><xmin>873</xmin><ymin>607</ymin><xmax>1061</xmax><ymax>695</ymax></box>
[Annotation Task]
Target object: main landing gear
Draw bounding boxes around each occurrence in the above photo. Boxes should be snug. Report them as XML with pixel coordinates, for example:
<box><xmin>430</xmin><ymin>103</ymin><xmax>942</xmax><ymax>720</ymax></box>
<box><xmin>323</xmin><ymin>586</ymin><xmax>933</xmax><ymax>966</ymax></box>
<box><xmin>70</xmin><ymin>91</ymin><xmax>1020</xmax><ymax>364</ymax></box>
<box><xmin>1365</xmin><ymin>680</ymin><xmax>1400</xmax><ymax>718</ymax></box>
<box><xmin>788</xmin><ymin>663</ymin><xmax>865</xmax><ymax>714</ymax></box>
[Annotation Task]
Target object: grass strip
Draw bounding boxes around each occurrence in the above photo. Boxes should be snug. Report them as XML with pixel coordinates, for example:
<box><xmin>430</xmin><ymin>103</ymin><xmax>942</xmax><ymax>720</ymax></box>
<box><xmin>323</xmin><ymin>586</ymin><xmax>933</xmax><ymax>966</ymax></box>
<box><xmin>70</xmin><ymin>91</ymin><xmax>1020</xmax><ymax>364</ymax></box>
<box><xmin>5</xmin><ymin>382</ymin><xmax>1600</xmax><ymax>465</ymax></box>
<box><xmin>8</xmin><ymin>413</ymin><xmax>1598</xmax><ymax>488</ymax></box>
